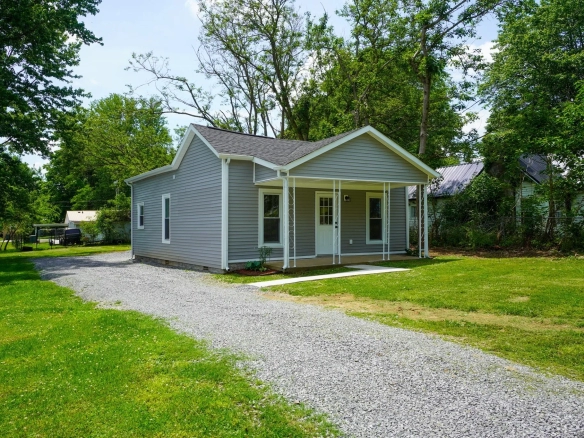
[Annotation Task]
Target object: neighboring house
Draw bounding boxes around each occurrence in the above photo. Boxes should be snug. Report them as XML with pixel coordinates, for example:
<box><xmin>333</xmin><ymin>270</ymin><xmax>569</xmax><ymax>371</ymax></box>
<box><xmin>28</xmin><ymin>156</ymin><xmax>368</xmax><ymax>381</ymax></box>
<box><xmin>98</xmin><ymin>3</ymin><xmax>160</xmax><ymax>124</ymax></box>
<box><xmin>408</xmin><ymin>162</ymin><xmax>484</xmax><ymax>222</ymax></box>
<box><xmin>409</xmin><ymin>155</ymin><xmax>555</xmax><ymax>225</ymax></box>
<box><xmin>64</xmin><ymin>210</ymin><xmax>98</xmax><ymax>229</ymax></box>
<box><xmin>125</xmin><ymin>124</ymin><xmax>440</xmax><ymax>272</ymax></box>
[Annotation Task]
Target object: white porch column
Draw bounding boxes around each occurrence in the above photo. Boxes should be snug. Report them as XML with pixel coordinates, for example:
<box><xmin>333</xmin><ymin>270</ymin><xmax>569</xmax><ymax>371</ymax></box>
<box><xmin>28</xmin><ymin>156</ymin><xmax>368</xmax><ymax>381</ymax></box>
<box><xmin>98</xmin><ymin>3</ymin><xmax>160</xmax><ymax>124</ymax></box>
<box><xmin>221</xmin><ymin>158</ymin><xmax>230</xmax><ymax>270</ymax></box>
<box><xmin>418</xmin><ymin>184</ymin><xmax>422</xmax><ymax>259</ymax></box>
<box><xmin>338</xmin><ymin>180</ymin><xmax>342</xmax><ymax>264</ymax></box>
<box><xmin>293</xmin><ymin>177</ymin><xmax>297</xmax><ymax>268</ymax></box>
<box><xmin>405</xmin><ymin>186</ymin><xmax>410</xmax><ymax>250</ymax></box>
<box><xmin>283</xmin><ymin>175</ymin><xmax>290</xmax><ymax>270</ymax></box>
<box><xmin>424</xmin><ymin>183</ymin><xmax>429</xmax><ymax>258</ymax></box>
<box><xmin>387</xmin><ymin>182</ymin><xmax>391</xmax><ymax>261</ymax></box>
<box><xmin>332</xmin><ymin>179</ymin><xmax>336</xmax><ymax>265</ymax></box>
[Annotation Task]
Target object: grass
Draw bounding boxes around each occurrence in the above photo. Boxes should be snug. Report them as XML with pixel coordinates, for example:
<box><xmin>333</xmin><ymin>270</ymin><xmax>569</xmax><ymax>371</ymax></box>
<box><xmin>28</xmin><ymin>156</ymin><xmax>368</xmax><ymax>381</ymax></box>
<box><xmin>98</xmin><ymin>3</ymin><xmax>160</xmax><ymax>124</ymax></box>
<box><xmin>1</xmin><ymin>242</ymin><xmax>131</xmax><ymax>258</ymax></box>
<box><xmin>219</xmin><ymin>255</ymin><xmax>584</xmax><ymax>381</ymax></box>
<box><xmin>0</xmin><ymin>246</ymin><xmax>336</xmax><ymax>437</ymax></box>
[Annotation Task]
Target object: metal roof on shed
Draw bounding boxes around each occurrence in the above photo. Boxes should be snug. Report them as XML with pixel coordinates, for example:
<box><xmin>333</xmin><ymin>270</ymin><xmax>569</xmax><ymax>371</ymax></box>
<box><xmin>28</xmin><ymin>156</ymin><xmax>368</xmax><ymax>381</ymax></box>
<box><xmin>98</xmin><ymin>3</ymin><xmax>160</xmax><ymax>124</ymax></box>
<box><xmin>409</xmin><ymin>162</ymin><xmax>484</xmax><ymax>199</ymax></box>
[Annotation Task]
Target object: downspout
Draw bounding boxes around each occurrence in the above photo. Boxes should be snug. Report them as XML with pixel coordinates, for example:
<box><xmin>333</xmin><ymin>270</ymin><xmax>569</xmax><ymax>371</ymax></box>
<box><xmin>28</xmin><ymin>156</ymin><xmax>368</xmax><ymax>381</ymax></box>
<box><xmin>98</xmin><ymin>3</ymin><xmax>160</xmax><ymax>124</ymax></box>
<box><xmin>125</xmin><ymin>181</ymin><xmax>134</xmax><ymax>260</ymax></box>
<box><xmin>221</xmin><ymin>158</ymin><xmax>231</xmax><ymax>271</ymax></box>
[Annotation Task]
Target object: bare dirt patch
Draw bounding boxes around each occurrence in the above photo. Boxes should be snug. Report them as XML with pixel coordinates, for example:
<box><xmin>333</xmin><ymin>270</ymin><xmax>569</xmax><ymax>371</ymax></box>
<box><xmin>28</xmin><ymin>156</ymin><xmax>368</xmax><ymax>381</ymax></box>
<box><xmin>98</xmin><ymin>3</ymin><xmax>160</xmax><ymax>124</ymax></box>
<box><xmin>508</xmin><ymin>296</ymin><xmax>531</xmax><ymax>303</ymax></box>
<box><xmin>262</xmin><ymin>292</ymin><xmax>583</xmax><ymax>332</ymax></box>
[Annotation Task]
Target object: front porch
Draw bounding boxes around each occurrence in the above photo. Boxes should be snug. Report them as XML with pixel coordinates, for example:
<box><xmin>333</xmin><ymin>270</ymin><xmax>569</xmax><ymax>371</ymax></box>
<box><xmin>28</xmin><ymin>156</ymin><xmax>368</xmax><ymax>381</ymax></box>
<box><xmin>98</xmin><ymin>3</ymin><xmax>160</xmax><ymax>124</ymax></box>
<box><xmin>266</xmin><ymin>253</ymin><xmax>418</xmax><ymax>272</ymax></box>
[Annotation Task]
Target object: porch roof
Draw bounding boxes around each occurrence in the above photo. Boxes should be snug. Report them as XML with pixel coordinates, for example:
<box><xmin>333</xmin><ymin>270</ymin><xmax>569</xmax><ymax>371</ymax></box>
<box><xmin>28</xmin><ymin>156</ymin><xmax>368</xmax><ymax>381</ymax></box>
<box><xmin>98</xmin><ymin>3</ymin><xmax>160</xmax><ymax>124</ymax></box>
<box><xmin>255</xmin><ymin>177</ymin><xmax>414</xmax><ymax>191</ymax></box>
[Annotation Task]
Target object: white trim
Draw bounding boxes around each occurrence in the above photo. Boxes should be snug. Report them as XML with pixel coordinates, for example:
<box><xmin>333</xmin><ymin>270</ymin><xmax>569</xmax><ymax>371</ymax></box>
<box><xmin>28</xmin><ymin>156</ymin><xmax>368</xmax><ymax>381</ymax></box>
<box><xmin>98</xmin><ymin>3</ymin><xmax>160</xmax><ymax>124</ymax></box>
<box><xmin>366</xmin><ymin>192</ymin><xmax>386</xmax><ymax>245</ymax></box>
<box><xmin>284</xmin><ymin>175</ymin><xmax>429</xmax><ymax>185</ymax></box>
<box><xmin>293</xmin><ymin>177</ymin><xmax>296</xmax><ymax>267</ymax></box>
<box><xmin>405</xmin><ymin>187</ymin><xmax>410</xmax><ymax>249</ymax></box>
<box><xmin>282</xmin><ymin>126</ymin><xmax>440</xmax><ymax>179</ymax></box>
<box><xmin>315</xmin><ymin>191</ymin><xmax>334</xmax><ymax>256</ymax></box>
<box><xmin>221</xmin><ymin>159</ymin><xmax>230</xmax><ymax>270</ymax></box>
<box><xmin>424</xmin><ymin>184</ymin><xmax>429</xmax><ymax>258</ymax></box>
<box><xmin>218</xmin><ymin>153</ymin><xmax>253</xmax><ymax>161</ymax></box>
<box><xmin>418</xmin><ymin>185</ymin><xmax>422</xmax><ymax>258</ymax></box>
<box><xmin>253</xmin><ymin>157</ymin><xmax>280</xmax><ymax>170</ymax></box>
<box><xmin>137</xmin><ymin>202</ymin><xmax>144</xmax><ymax>229</ymax></box>
<box><xmin>161</xmin><ymin>193</ymin><xmax>170</xmax><ymax>244</ymax></box>
<box><xmin>258</xmin><ymin>188</ymin><xmax>284</xmax><ymax>248</ymax></box>
<box><xmin>387</xmin><ymin>183</ymin><xmax>391</xmax><ymax>261</ymax></box>
<box><xmin>338</xmin><ymin>180</ymin><xmax>342</xmax><ymax>264</ymax></box>
<box><xmin>282</xmin><ymin>176</ymin><xmax>290</xmax><ymax>269</ymax></box>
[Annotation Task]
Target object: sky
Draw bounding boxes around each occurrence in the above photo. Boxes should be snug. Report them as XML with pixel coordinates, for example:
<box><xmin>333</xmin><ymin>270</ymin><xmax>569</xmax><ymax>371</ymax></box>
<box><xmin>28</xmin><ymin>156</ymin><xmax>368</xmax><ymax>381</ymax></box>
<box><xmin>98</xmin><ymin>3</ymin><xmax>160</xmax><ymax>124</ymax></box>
<box><xmin>23</xmin><ymin>0</ymin><xmax>501</xmax><ymax>170</ymax></box>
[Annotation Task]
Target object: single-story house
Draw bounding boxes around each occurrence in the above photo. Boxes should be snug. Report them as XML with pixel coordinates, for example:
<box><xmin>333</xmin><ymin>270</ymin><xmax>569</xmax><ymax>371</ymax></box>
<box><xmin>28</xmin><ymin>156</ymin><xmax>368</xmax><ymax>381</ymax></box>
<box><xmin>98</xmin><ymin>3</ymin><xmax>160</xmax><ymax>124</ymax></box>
<box><xmin>125</xmin><ymin>124</ymin><xmax>440</xmax><ymax>272</ymax></box>
<box><xmin>64</xmin><ymin>210</ymin><xmax>98</xmax><ymax>229</ymax></box>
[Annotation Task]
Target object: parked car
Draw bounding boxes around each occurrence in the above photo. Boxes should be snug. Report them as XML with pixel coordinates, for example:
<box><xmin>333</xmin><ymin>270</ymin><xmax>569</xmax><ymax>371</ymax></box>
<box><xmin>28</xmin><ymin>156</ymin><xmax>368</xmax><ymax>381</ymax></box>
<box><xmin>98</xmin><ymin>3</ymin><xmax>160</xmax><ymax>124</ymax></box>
<box><xmin>63</xmin><ymin>228</ymin><xmax>81</xmax><ymax>246</ymax></box>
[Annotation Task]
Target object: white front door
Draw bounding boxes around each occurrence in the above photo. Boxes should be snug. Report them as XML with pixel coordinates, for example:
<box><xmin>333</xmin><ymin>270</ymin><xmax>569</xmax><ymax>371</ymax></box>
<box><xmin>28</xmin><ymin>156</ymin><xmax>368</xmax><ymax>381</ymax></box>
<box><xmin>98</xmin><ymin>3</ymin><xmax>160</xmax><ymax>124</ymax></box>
<box><xmin>316</xmin><ymin>193</ymin><xmax>334</xmax><ymax>254</ymax></box>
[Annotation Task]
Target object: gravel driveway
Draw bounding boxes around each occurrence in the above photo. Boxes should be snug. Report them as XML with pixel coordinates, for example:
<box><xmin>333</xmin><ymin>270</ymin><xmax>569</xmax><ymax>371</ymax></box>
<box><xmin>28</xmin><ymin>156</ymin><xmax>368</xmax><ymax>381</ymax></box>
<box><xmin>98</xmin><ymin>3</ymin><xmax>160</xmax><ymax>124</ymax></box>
<box><xmin>35</xmin><ymin>251</ymin><xmax>584</xmax><ymax>438</ymax></box>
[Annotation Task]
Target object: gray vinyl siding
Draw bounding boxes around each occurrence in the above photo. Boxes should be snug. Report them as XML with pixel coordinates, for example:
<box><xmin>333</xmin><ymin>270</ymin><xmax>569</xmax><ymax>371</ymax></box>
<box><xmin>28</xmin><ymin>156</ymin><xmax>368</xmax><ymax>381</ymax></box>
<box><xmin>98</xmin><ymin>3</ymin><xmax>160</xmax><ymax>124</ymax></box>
<box><xmin>132</xmin><ymin>136</ymin><xmax>222</xmax><ymax>268</ymax></box>
<box><xmin>228</xmin><ymin>180</ymin><xmax>406</xmax><ymax>262</ymax></box>
<box><xmin>339</xmin><ymin>188</ymin><xmax>406</xmax><ymax>254</ymax></box>
<box><xmin>255</xmin><ymin>163</ymin><xmax>278</xmax><ymax>182</ymax></box>
<box><xmin>290</xmin><ymin>134</ymin><xmax>429</xmax><ymax>183</ymax></box>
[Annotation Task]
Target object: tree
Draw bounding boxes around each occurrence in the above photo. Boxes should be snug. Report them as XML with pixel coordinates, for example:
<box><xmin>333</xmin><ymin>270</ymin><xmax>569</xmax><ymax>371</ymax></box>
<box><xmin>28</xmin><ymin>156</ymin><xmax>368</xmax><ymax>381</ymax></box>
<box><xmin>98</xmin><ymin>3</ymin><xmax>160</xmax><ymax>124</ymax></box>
<box><xmin>391</xmin><ymin>0</ymin><xmax>503</xmax><ymax>156</ymax></box>
<box><xmin>302</xmin><ymin>5</ymin><xmax>469</xmax><ymax>165</ymax></box>
<box><xmin>0</xmin><ymin>0</ymin><xmax>102</xmax><ymax>156</ymax></box>
<box><xmin>480</xmin><ymin>0</ymin><xmax>584</xmax><ymax>236</ymax></box>
<box><xmin>0</xmin><ymin>154</ymin><xmax>59</xmax><ymax>250</ymax></box>
<box><xmin>129</xmin><ymin>0</ymin><xmax>308</xmax><ymax>138</ymax></box>
<box><xmin>45</xmin><ymin>94</ymin><xmax>175</xmax><ymax>214</ymax></box>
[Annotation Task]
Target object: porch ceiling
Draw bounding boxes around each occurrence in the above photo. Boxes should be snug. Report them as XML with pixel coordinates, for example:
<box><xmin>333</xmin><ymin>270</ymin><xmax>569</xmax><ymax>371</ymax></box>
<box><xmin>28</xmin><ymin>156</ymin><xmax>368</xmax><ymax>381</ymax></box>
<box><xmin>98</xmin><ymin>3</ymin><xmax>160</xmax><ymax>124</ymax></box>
<box><xmin>255</xmin><ymin>178</ymin><xmax>415</xmax><ymax>190</ymax></box>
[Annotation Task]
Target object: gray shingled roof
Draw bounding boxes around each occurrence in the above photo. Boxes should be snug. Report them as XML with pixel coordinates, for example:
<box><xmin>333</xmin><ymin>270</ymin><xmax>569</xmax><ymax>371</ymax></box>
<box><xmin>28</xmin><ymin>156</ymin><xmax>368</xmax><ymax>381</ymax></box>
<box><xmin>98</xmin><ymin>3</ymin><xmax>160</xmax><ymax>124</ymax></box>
<box><xmin>409</xmin><ymin>162</ymin><xmax>484</xmax><ymax>199</ymax></box>
<box><xmin>193</xmin><ymin>124</ymin><xmax>360</xmax><ymax>166</ymax></box>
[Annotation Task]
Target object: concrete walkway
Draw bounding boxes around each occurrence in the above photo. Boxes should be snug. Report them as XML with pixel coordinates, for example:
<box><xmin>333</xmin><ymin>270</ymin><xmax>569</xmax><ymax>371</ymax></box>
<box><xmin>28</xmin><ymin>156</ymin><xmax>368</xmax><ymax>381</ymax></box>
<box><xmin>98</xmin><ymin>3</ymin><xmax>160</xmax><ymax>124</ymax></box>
<box><xmin>249</xmin><ymin>264</ymin><xmax>409</xmax><ymax>287</ymax></box>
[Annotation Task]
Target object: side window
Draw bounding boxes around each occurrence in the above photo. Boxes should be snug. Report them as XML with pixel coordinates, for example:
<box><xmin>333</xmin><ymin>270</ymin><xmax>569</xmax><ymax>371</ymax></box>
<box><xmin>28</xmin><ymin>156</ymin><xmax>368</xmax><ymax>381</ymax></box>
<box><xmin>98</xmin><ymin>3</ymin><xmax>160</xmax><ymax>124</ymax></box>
<box><xmin>137</xmin><ymin>203</ymin><xmax>144</xmax><ymax>229</ymax></box>
<box><xmin>162</xmin><ymin>194</ymin><xmax>170</xmax><ymax>243</ymax></box>
<box><xmin>366</xmin><ymin>193</ymin><xmax>384</xmax><ymax>244</ymax></box>
<box><xmin>259</xmin><ymin>190</ymin><xmax>282</xmax><ymax>247</ymax></box>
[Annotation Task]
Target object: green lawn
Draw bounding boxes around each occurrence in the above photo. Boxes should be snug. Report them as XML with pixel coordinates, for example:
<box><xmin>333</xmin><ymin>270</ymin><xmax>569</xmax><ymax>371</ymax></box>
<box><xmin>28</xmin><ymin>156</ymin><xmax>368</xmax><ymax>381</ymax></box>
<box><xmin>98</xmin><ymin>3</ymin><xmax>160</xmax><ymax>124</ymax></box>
<box><xmin>220</xmin><ymin>255</ymin><xmax>584</xmax><ymax>381</ymax></box>
<box><xmin>0</xmin><ymin>247</ymin><xmax>336</xmax><ymax>437</ymax></box>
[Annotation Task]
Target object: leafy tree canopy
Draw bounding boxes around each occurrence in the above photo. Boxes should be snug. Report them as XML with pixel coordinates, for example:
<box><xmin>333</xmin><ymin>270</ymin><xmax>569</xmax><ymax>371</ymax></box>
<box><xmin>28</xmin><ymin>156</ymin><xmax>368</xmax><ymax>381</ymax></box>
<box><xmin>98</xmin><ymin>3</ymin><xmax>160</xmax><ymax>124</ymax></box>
<box><xmin>0</xmin><ymin>0</ymin><xmax>102</xmax><ymax>156</ymax></box>
<box><xmin>45</xmin><ymin>94</ymin><xmax>175</xmax><ymax>216</ymax></box>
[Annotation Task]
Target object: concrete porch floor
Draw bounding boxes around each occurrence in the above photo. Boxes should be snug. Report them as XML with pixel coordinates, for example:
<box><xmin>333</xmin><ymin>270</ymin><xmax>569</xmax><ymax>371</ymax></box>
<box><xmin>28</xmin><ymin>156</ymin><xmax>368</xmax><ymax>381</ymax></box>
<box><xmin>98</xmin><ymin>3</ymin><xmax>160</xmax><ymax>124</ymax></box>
<box><xmin>266</xmin><ymin>254</ymin><xmax>419</xmax><ymax>272</ymax></box>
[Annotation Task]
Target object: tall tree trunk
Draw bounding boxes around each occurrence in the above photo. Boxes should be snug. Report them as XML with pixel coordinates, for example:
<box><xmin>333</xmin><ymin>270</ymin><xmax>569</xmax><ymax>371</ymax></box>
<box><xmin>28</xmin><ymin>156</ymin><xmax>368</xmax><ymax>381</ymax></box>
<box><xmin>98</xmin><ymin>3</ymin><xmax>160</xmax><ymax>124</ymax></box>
<box><xmin>419</xmin><ymin>74</ymin><xmax>431</xmax><ymax>156</ymax></box>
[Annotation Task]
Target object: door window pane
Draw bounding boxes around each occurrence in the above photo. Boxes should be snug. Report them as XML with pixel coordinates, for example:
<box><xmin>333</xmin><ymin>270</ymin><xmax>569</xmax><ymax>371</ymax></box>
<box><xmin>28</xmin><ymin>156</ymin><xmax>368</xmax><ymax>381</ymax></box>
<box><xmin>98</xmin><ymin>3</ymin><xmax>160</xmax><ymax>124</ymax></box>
<box><xmin>320</xmin><ymin>197</ymin><xmax>333</xmax><ymax>225</ymax></box>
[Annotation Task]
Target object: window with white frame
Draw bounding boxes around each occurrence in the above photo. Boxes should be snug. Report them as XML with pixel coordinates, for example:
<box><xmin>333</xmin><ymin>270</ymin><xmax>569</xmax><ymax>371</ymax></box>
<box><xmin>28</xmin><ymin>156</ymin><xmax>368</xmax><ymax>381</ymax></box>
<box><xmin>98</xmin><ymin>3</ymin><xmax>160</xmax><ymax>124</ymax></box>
<box><xmin>366</xmin><ymin>192</ymin><xmax>385</xmax><ymax>244</ymax></box>
<box><xmin>137</xmin><ymin>203</ymin><xmax>144</xmax><ymax>229</ymax></box>
<box><xmin>259</xmin><ymin>189</ymin><xmax>282</xmax><ymax>247</ymax></box>
<box><xmin>162</xmin><ymin>194</ymin><xmax>170</xmax><ymax>243</ymax></box>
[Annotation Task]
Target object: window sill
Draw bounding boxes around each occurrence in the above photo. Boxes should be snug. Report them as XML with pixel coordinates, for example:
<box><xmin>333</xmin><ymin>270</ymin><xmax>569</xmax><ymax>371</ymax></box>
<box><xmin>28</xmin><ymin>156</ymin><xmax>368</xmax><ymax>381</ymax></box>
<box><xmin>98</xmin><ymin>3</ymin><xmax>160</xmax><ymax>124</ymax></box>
<box><xmin>162</xmin><ymin>240</ymin><xmax>170</xmax><ymax>244</ymax></box>
<box><xmin>365</xmin><ymin>240</ymin><xmax>384</xmax><ymax>245</ymax></box>
<box><xmin>259</xmin><ymin>243</ymin><xmax>283</xmax><ymax>249</ymax></box>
